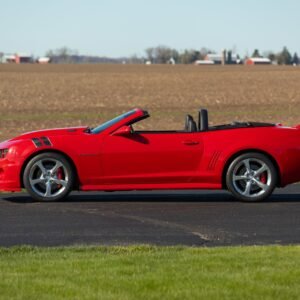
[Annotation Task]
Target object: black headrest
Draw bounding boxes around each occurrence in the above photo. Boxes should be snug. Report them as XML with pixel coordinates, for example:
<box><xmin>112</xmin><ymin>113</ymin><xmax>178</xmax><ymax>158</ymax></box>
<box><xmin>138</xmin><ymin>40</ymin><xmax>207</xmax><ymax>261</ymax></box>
<box><xmin>188</xmin><ymin>119</ymin><xmax>197</xmax><ymax>132</ymax></box>
<box><xmin>185</xmin><ymin>114</ymin><xmax>193</xmax><ymax>131</ymax></box>
<box><xmin>198</xmin><ymin>109</ymin><xmax>208</xmax><ymax>131</ymax></box>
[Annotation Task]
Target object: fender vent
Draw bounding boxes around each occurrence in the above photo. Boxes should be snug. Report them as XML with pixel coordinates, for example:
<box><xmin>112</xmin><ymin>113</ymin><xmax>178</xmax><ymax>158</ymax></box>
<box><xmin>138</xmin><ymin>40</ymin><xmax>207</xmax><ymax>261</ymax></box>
<box><xmin>32</xmin><ymin>138</ymin><xmax>43</xmax><ymax>147</ymax></box>
<box><xmin>208</xmin><ymin>151</ymin><xmax>221</xmax><ymax>170</ymax></box>
<box><xmin>40</xmin><ymin>136</ymin><xmax>52</xmax><ymax>146</ymax></box>
<box><xmin>32</xmin><ymin>137</ymin><xmax>52</xmax><ymax>147</ymax></box>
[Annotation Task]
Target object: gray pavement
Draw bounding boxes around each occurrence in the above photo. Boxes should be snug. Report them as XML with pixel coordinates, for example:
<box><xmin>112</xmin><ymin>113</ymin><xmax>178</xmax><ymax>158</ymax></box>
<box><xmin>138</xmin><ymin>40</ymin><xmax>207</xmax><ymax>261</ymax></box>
<box><xmin>0</xmin><ymin>186</ymin><xmax>299</xmax><ymax>247</ymax></box>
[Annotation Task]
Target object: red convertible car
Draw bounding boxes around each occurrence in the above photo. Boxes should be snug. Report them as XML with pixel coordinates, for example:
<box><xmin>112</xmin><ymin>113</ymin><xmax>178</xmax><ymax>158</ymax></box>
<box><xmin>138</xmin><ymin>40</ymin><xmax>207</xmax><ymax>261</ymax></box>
<box><xmin>0</xmin><ymin>108</ymin><xmax>299</xmax><ymax>202</ymax></box>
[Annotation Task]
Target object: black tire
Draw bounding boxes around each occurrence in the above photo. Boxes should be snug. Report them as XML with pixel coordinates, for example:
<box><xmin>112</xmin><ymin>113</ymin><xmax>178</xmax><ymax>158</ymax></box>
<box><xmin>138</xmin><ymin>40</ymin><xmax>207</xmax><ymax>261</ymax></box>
<box><xmin>23</xmin><ymin>152</ymin><xmax>75</xmax><ymax>202</ymax></box>
<box><xmin>226</xmin><ymin>152</ymin><xmax>277</xmax><ymax>202</ymax></box>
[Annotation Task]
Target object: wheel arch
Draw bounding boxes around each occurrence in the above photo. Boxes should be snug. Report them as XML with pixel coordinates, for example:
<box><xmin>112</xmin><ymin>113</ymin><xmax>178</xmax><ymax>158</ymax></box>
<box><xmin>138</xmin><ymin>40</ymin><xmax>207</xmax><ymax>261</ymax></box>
<box><xmin>221</xmin><ymin>149</ymin><xmax>281</xmax><ymax>189</ymax></box>
<box><xmin>20</xmin><ymin>149</ymin><xmax>79</xmax><ymax>189</ymax></box>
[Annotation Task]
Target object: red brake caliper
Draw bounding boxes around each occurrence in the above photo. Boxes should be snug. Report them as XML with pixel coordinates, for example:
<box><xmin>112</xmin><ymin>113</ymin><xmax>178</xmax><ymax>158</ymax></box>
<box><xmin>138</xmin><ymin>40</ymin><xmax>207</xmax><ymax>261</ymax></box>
<box><xmin>260</xmin><ymin>172</ymin><xmax>267</xmax><ymax>184</ymax></box>
<box><xmin>57</xmin><ymin>167</ymin><xmax>63</xmax><ymax>188</ymax></box>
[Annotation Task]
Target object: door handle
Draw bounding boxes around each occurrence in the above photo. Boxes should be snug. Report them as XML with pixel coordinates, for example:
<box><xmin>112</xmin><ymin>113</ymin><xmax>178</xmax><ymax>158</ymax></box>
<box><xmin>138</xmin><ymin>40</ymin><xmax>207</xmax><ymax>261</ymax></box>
<box><xmin>183</xmin><ymin>140</ymin><xmax>199</xmax><ymax>145</ymax></box>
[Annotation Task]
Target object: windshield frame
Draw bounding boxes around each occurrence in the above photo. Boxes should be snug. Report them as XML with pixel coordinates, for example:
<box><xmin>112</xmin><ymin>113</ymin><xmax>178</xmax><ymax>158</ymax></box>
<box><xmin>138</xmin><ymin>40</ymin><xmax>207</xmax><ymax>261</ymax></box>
<box><xmin>91</xmin><ymin>110</ymin><xmax>137</xmax><ymax>134</ymax></box>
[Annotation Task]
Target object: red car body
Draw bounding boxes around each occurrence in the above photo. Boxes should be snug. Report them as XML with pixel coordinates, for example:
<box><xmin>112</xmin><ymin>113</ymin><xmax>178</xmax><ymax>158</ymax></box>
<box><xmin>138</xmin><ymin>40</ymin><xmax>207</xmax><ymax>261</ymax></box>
<box><xmin>0</xmin><ymin>108</ymin><xmax>300</xmax><ymax>199</ymax></box>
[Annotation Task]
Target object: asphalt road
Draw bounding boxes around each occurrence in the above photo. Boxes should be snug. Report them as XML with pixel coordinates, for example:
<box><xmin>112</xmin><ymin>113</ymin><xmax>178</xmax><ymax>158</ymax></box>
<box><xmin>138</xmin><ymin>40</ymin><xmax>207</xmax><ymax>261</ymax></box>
<box><xmin>0</xmin><ymin>186</ymin><xmax>299</xmax><ymax>247</ymax></box>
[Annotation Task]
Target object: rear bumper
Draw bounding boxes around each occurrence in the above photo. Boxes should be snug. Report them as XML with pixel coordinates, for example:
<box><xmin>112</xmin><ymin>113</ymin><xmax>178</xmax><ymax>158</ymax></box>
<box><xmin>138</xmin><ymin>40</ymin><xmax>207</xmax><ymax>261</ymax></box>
<box><xmin>0</xmin><ymin>159</ymin><xmax>22</xmax><ymax>192</ymax></box>
<box><xmin>279</xmin><ymin>148</ymin><xmax>300</xmax><ymax>187</ymax></box>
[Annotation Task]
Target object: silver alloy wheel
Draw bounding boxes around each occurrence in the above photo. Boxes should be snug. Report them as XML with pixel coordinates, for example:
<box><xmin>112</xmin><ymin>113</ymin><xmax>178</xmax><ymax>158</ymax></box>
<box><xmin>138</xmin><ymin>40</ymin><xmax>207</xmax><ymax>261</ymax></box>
<box><xmin>232</xmin><ymin>158</ymin><xmax>272</xmax><ymax>198</ymax></box>
<box><xmin>29</xmin><ymin>158</ymin><xmax>69</xmax><ymax>198</ymax></box>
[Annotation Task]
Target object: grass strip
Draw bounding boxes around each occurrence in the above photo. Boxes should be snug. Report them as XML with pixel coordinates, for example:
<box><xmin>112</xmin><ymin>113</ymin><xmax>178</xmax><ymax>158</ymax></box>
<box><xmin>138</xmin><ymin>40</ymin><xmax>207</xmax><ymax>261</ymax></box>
<box><xmin>0</xmin><ymin>245</ymin><xmax>299</xmax><ymax>300</ymax></box>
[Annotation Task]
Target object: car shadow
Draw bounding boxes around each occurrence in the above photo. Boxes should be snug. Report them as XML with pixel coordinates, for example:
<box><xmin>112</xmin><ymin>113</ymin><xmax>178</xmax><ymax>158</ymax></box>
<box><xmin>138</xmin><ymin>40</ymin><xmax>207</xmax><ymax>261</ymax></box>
<box><xmin>2</xmin><ymin>191</ymin><xmax>300</xmax><ymax>204</ymax></box>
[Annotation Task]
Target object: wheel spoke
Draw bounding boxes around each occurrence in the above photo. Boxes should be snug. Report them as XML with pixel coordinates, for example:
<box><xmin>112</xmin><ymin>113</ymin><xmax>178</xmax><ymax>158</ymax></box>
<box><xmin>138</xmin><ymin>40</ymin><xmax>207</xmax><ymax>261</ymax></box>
<box><xmin>243</xmin><ymin>159</ymin><xmax>251</xmax><ymax>173</ymax></box>
<box><xmin>242</xmin><ymin>181</ymin><xmax>252</xmax><ymax>196</ymax></box>
<box><xmin>50</xmin><ymin>161</ymin><xmax>63</xmax><ymax>174</ymax></box>
<box><xmin>30</xmin><ymin>178</ymin><xmax>45</xmax><ymax>185</ymax></box>
<box><xmin>52</xmin><ymin>179</ymin><xmax>67</xmax><ymax>187</ymax></box>
<box><xmin>36</xmin><ymin>161</ymin><xmax>47</xmax><ymax>174</ymax></box>
<box><xmin>254</xmin><ymin>164</ymin><xmax>268</xmax><ymax>176</ymax></box>
<box><xmin>233</xmin><ymin>175</ymin><xmax>247</xmax><ymax>181</ymax></box>
<box><xmin>253</xmin><ymin>178</ymin><xmax>268</xmax><ymax>191</ymax></box>
<box><xmin>45</xmin><ymin>181</ymin><xmax>52</xmax><ymax>197</ymax></box>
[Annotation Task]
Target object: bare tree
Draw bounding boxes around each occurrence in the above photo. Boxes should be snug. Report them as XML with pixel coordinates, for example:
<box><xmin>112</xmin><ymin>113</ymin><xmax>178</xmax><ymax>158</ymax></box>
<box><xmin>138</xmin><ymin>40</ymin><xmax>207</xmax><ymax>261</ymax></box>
<box><xmin>45</xmin><ymin>47</ymin><xmax>78</xmax><ymax>63</ymax></box>
<box><xmin>145</xmin><ymin>47</ymin><xmax>155</xmax><ymax>63</ymax></box>
<box><xmin>154</xmin><ymin>46</ymin><xmax>173</xmax><ymax>64</ymax></box>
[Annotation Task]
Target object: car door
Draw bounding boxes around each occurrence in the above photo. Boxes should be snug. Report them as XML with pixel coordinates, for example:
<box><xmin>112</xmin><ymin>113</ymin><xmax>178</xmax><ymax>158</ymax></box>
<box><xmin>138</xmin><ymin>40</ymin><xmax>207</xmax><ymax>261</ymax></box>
<box><xmin>99</xmin><ymin>131</ymin><xmax>203</xmax><ymax>185</ymax></box>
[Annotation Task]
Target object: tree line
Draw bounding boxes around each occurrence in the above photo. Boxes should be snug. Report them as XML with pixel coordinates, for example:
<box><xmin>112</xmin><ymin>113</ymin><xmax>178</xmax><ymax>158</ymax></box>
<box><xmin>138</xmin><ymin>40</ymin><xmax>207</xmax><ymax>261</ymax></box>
<box><xmin>144</xmin><ymin>46</ymin><xmax>215</xmax><ymax>64</ymax></box>
<box><xmin>44</xmin><ymin>46</ymin><xmax>213</xmax><ymax>64</ymax></box>
<box><xmin>44</xmin><ymin>47</ymin><xmax>126</xmax><ymax>64</ymax></box>
<box><xmin>45</xmin><ymin>46</ymin><xmax>299</xmax><ymax>65</ymax></box>
<box><xmin>1</xmin><ymin>46</ymin><xmax>298</xmax><ymax>65</ymax></box>
<box><xmin>144</xmin><ymin>46</ymin><xmax>299</xmax><ymax>65</ymax></box>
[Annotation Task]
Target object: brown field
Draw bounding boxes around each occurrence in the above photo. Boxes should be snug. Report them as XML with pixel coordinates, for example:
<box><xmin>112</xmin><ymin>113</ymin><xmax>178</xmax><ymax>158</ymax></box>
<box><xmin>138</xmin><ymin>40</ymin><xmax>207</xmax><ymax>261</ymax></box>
<box><xmin>0</xmin><ymin>64</ymin><xmax>300</xmax><ymax>140</ymax></box>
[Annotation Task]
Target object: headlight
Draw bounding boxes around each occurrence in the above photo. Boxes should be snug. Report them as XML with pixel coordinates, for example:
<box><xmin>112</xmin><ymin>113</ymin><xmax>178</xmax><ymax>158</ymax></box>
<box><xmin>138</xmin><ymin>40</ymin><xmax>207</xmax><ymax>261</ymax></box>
<box><xmin>0</xmin><ymin>149</ymin><xmax>9</xmax><ymax>159</ymax></box>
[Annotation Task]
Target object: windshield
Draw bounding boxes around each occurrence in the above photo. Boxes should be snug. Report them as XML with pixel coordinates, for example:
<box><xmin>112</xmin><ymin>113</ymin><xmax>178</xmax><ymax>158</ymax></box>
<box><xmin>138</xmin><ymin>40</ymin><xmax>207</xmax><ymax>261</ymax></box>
<box><xmin>91</xmin><ymin>110</ymin><xmax>136</xmax><ymax>134</ymax></box>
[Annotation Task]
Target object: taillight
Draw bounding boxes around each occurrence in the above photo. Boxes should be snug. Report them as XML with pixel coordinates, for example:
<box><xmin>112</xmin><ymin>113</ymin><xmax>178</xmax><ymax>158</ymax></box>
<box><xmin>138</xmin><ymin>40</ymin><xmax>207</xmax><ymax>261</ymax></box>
<box><xmin>0</xmin><ymin>149</ymin><xmax>9</xmax><ymax>159</ymax></box>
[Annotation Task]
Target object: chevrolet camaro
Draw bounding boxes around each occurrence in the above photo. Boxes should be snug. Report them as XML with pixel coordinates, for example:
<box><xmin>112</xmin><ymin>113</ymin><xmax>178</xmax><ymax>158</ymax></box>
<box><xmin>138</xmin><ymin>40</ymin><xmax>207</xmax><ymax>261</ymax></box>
<box><xmin>0</xmin><ymin>108</ymin><xmax>299</xmax><ymax>202</ymax></box>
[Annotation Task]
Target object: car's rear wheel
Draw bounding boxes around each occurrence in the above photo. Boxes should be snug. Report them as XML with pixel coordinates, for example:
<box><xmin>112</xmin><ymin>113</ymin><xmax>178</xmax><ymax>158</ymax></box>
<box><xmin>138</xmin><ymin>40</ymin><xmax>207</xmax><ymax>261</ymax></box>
<box><xmin>23</xmin><ymin>152</ymin><xmax>74</xmax><ymax>202</ymax></box>
<box><xmin>226</xmin><ymin>152</ymin><xmax>277</xmax><ymax>202</ymax></box>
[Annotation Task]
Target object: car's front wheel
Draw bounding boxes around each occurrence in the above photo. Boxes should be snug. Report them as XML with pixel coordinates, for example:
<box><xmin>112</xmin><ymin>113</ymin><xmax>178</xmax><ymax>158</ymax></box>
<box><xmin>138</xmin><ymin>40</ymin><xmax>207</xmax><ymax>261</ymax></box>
<box><xmin>23</xmin><ymin>152</ymin><xmax>74</xmax><ymax>202</ymax></box>
<box><xmin>226</xmin><ymin>152</ymin><xmax>277</xmax><ymax>202</ymax></box>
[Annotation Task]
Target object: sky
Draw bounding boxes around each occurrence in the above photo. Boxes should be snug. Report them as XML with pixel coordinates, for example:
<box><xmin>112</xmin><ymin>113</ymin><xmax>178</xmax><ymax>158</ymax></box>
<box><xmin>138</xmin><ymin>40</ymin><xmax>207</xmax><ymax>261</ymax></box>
<box><xmin>0</xmin><ymin>0</ymin><xmax>299</xmax><ymax>57</ymax></box>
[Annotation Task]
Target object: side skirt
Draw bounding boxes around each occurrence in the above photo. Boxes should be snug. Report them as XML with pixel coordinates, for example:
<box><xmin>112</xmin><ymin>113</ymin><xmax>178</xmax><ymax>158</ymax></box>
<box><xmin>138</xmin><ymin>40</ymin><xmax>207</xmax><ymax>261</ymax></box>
<box><xmin>80</xmin><ymin>183</ymin><xmax>222</xmax><ymax>191</ymax></box>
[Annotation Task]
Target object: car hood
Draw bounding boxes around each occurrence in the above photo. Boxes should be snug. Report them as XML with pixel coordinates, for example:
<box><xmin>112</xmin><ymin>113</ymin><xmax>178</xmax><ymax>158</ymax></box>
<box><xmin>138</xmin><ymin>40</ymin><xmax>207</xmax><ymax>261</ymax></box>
<box><xmin>8</xmin><ymin>126</ymin><xmax>89</xmax><ymax>142</ymax></box>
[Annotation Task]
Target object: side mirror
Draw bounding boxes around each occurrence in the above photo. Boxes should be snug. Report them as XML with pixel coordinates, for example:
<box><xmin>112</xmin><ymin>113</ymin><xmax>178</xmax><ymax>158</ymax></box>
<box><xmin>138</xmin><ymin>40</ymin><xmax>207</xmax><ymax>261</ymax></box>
<box><xmin>112</xmin><ymin>125</ymin><xmax>132</xmax><ymax>136</ymax></box>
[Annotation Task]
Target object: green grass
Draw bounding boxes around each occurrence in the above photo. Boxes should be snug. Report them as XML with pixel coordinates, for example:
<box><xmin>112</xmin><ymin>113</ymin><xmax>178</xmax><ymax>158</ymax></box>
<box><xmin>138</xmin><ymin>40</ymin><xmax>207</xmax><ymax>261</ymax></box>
<box><xmin>0</xmin><ymin>245</ymin><xmax>299</xmax><ymax>300</ymax></box>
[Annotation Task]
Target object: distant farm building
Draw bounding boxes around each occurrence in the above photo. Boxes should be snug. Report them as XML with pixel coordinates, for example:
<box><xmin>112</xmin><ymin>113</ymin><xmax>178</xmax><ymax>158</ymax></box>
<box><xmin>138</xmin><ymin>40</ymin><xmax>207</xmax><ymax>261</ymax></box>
<box><xmin>37</xmin><ymin>57</ymin><xmax>51</xmax><ymax>64</ymax></box>
<box><xmin>168</xmin><ymin>57</ymin><xmax>176</xmax><ymax>65</ymax></box>
<box><xmin>204</xmin><ymin>53</ymin><xmax>239</xmax><ymax>64</ymax></box>
<box><xmin>1</xmin><ymin>54</ymin><xmax>16</xmax><ymax>63</ymax></box>
<box><xmin>245</xmin><ymin>57</ymin><xmax>271</xmax><ymax>65</ymax></box>
<box><xmin>15</xmin><ymin>54</ymin><xmax>32</xmax><ymax>63</ymax></box>
<box><xmin>1</xmin><ymin>54</ymin><xmax>32</xmax><ymax>63</ymax></box>
<box><xmin>194</xmin><ymin>60</ymin><xmax>214</xmax><ymax>65</ymax></box>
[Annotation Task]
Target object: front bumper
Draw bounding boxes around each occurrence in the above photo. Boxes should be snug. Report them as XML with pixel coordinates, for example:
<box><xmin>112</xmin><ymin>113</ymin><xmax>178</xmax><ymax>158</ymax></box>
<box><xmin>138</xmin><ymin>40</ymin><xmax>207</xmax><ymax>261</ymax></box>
<box><xmin>0</xmin><ymin>158</ymin><xmax>22</xmax><ymax>192</ymax></box>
